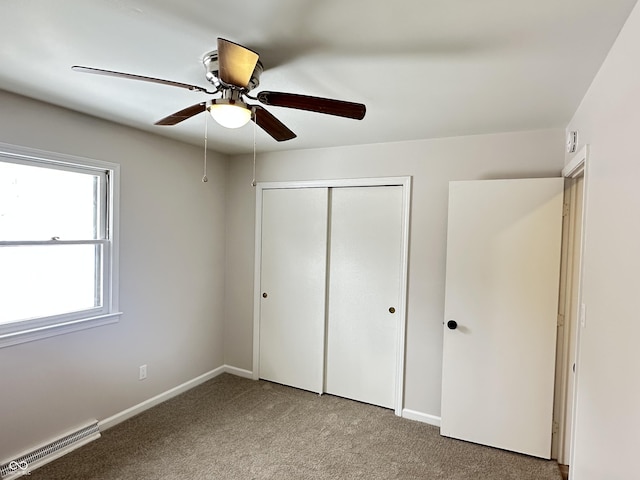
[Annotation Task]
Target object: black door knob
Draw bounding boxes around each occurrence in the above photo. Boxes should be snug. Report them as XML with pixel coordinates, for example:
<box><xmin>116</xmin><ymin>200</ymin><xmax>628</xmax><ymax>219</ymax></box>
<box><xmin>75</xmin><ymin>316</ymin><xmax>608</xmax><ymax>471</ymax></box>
<box><xmin>447</xmin><ymin>320</ymin><xmax>458</xmax><ymax>330</ymax></box>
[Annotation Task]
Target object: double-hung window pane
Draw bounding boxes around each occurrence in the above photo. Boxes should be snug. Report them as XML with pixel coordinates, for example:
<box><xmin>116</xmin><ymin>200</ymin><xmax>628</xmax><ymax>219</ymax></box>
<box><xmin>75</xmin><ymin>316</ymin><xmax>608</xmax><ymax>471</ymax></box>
<box><xmin>0</xmin><ymin>159</ymin><xmax>108</xmax><ymax>325</ymax></box>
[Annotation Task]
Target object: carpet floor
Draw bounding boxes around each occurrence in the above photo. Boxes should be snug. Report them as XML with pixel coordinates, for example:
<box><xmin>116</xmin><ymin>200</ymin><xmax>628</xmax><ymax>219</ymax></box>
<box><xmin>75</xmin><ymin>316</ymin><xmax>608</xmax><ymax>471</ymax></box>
<box><xmin>28</xmin><ymin>373</ymin><xmax>562</xmax><ymax>479</ymax></box>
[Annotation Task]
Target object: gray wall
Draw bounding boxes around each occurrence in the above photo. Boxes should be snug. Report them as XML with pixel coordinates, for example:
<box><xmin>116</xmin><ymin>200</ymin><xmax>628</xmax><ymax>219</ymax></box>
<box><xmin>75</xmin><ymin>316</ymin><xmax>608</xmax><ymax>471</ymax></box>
<box><xmin>0</xmin><ymin>90</ymin><xmax>229</xmax><ymax>462</ymax></box>
<box><xmin>224</xmin><ymin>129</ymin><xmax>566</xmax><ymax>418</ymax></box>
<box><xmin>565</xmin><ymin>1</ymin><xmax>640</xmax><ymax>478</ymax></box>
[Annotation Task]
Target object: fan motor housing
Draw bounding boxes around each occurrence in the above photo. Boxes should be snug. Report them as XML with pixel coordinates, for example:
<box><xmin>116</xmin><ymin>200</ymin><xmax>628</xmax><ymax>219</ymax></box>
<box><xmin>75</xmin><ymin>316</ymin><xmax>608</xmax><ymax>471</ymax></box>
<box><xmin>203</xmin><ymin>50</ymin><xmax>263</xmax><ymax>91</ymax></box>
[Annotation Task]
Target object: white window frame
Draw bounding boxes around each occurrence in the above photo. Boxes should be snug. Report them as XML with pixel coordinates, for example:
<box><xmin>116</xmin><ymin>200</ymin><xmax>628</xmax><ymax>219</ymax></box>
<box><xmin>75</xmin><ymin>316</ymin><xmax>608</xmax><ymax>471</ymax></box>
<box><xmin>0</xmin><ymin>142</ymin><xmax>121</xmax><ymax>348</ymax></box>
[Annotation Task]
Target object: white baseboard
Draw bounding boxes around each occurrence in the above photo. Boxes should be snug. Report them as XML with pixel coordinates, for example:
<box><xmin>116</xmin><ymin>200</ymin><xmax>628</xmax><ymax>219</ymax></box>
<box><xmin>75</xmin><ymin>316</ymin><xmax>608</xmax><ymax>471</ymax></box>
<box><xmin>7</xmin><ymin>366</ymin><xmax>254</xmax><ymax>475</ymax></box>
<box><xmin>100</xmin><ymin>366</ymin><xmax>219</xmax><ymax>430</ymax></box>
<box><xmin>402</xmin><ymin>408</ymin><xmax>441</xmax><ymax>428</ymax></box>
<box><xmin>223</xmin><ymin>365</ymin><xmax>253</xmax><ymax>379</ymax></box>
<box><xmin>99</xmin><ymin>365</ymin><xmax>254</xmax><ymax>431</ymax></box>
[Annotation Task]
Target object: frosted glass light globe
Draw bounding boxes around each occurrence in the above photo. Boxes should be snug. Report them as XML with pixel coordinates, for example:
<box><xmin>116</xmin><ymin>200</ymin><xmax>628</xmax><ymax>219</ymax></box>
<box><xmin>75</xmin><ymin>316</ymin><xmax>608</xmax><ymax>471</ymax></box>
<box><xmin>209</xmin><ymin>100</ymin><xmax>251</xmax><ymax>129</ymax></box>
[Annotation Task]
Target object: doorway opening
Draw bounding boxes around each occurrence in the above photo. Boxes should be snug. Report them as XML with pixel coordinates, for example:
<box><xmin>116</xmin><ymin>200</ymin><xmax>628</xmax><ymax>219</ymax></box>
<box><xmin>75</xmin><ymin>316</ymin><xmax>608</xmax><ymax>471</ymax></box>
<box><xmin>552</xmin><ymin>145</ymin><xmax>588</xmax><ymax>477</ymax></box>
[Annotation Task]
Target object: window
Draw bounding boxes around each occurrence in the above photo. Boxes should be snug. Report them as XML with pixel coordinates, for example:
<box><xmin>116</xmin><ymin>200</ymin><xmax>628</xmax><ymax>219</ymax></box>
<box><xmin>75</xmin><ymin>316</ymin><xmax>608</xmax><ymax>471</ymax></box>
<box><xmin>0</xmin><ymin>143</ymin><xmax>120</xmax><ymax>347</ymax></box>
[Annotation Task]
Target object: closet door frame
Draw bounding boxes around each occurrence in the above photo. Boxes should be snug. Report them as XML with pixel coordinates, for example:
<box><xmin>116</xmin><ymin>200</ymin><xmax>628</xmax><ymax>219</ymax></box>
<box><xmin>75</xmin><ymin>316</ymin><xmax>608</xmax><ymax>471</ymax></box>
<box><xmin>252</xmin><ymin>176</ymin><xmax>412</xmax><ymax>416</ymax></box>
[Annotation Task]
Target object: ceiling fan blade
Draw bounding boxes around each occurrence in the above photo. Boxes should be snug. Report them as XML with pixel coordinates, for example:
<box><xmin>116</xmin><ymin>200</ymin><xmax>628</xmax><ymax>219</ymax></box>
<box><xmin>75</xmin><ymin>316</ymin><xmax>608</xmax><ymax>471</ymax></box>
<box><xmin>155</xmin><ymin>102</ymin><xmax>207</xmax><ymax>126</ymax></box>
<box><xmin>217</xmin><ymin>38</ymin><xmax>259</xmax><ymax>89</ymax></box>
<box><xmin>72</xmin><ymin>66</ymin><xmax>213</xmax><ymax>93</ymax></box>
<box><xmin>252</xmin><ymin>105</ymin><xmax>296</xmax><ymax>142</ymax></box>
<box><xmin>257</xmin><ymin>91</ymin><xmax>366</xmax><ymax>120</ymax></box>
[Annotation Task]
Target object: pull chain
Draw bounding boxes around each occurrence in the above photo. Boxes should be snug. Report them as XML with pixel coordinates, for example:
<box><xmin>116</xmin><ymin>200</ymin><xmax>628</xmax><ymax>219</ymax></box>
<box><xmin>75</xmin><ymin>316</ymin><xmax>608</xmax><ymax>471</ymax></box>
<box><xmin>202</xmin><ymin>106</ymin><xmax>209</xmax><ymax>183</ymax></box>
<box><xmin>251</xmin><ymin>107</ymin><xmax>257</xmax><ymax>187</ymax></box>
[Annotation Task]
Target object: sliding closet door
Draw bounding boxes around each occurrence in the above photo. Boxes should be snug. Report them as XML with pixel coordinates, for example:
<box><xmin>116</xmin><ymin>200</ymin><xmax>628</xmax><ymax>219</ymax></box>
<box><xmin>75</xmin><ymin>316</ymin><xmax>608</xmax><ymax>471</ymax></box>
<box><xmin>325</xmin><ymin>186</ymin><xmax>404</xmax><ymax>408</ymax></box>
<box><xmin>259</xmin><ymin>188</ymin><xmax>328</xmax><ymax>393</ymax></box>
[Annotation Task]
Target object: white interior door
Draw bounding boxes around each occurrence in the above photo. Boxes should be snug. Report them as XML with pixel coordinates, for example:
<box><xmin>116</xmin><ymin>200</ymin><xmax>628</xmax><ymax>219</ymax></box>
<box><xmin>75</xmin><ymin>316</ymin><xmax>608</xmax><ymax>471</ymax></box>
<box><xmin>259</xmin><ymin>188</ymin><xmax>328</xmax><ymax>393</ymax></box>
<box><xmin>325</xmin><ymin>186</ymin><xmax>404</xmax><ymax>409</ymax></box>
<box><xmin>441</xmin><ymin>178</ymin><xmax>563</xmax><ymax>459</ymax></box>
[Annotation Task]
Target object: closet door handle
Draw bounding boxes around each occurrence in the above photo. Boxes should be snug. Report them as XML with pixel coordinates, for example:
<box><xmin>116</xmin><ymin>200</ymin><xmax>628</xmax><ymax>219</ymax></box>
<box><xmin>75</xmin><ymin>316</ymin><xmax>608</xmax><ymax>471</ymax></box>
<box><xmin>389</xmin><ymin>307</ymin><xmax>396</xmax><ymax>314</ymax></box>
<box><xmin>262</xmin><ymin>292</ymin><xmax>268</xmax><ymax>298</ymax></box>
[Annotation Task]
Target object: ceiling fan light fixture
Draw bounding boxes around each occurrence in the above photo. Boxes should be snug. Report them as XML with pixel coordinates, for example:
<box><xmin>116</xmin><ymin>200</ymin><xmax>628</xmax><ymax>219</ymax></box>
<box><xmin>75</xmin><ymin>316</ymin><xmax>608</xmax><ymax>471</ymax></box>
<box><xmin>209</xmin><ymin>99</ymin><xmax>252</xmax><ymax>129</ymax></box>
<box><xmin>73</xmin><ymin>37</ymin><xmax>366</xmax><ymax>141</ymax></box>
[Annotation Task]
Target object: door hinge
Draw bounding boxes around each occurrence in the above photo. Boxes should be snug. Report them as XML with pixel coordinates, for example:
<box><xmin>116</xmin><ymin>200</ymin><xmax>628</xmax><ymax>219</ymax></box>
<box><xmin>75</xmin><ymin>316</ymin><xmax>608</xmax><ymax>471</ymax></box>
<box><xmin>557</xmin><ymin>314</ymin><xmax>565</xmax><ymax>327</ymax></box>
<box><xmin>552</xmin><ymin>421</ymin><xmax>559</xmax><ymax>435</ymax></box>
<box><xmin>562</xmin><ymin>203</ymin><xmax>570</xmax><ymax>217</ymax></box>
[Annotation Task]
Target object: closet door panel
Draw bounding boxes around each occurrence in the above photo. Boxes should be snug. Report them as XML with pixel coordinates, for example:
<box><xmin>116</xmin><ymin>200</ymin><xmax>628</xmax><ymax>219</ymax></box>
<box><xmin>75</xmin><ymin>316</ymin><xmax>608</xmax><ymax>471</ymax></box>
<box><xmin>259</xmin><ymin>188</ymin><xmax>328</xmax><ymax>393</ymax></box>
<box><xmin>325</xmin><ymin>186</ymin><xmax>404</xmax><ymax>408</ymax></box>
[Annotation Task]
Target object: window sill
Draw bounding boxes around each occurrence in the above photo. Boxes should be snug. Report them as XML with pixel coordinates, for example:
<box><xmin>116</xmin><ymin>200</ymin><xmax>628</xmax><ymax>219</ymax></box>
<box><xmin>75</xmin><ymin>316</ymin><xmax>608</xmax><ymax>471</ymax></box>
<box><xmin>0</xmin><ymin>312</ymin><xmax>122</xmax><ymax>349</ymax></box>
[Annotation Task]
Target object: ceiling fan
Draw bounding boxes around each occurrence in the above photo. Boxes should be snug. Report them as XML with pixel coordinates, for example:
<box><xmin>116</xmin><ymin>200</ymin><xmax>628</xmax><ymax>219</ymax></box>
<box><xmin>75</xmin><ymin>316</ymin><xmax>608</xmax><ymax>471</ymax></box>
<box><xmin>72</xmin><ymin>38</ymin><xmax>367</xmax><ymax>142</ymax></box>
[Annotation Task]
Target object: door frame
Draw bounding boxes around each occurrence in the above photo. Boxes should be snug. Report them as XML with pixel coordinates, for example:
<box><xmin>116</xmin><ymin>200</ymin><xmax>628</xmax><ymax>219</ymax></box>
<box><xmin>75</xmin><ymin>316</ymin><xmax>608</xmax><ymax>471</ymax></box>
<box><xmin>252</xmin><ymin>176</ymin><xmax>412</xmax><ymax>416</ymax></box>
<box><xmin>552</xmin><ymin>145</ymin><xmax>589</xmax><ymax>466</ymax></box>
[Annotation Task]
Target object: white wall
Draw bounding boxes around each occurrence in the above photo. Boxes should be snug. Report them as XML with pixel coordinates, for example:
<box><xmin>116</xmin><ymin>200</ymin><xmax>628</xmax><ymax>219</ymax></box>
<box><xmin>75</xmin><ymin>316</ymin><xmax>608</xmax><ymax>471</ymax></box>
<box><xmin>225</xmin><ymin>128</ymin><xmax>565</xmax><ymax>417</ymax></box>
<box><xmin>566</xmin><ymin>2</ymin><xmax>640</xmax><ymax>478</ymax></box>
<box><xmin>0</xmin><ymin>90</ymin><xmax>229</xmax><ymax>462</ymax></box>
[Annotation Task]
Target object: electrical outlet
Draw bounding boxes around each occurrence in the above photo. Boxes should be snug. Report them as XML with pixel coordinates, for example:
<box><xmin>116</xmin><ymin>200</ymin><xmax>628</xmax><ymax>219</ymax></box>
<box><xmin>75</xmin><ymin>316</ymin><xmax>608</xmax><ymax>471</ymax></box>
<box><xmin>139</xmin><ymin>364</ymin><xmax>147</xmax><ymax>380</ymax></box>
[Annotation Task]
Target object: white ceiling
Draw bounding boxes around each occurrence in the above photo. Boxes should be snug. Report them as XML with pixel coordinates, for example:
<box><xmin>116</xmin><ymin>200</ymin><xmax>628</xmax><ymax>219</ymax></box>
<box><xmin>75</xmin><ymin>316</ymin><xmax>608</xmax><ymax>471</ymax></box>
<box><xmin>0</xmin><ymin>0</ymin><xmax>637</xmax><ymax>155</ymax></box>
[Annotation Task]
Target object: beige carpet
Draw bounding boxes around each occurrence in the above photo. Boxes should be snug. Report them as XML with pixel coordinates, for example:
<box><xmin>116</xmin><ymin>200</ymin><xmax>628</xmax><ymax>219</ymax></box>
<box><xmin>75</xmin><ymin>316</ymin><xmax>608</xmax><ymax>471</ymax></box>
<box><xmin>29</xmin><ymin>374</ymin><xmax>562</xmax><ymax>479</ymax></box>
